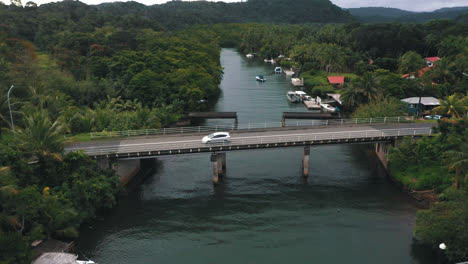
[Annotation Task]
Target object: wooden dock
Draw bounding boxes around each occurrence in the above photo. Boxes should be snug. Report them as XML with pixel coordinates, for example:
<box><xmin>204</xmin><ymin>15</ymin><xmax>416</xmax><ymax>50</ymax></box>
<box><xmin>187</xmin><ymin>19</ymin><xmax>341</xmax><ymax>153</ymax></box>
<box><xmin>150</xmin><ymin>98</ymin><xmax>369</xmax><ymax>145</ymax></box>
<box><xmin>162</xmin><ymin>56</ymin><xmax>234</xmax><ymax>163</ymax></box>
<box><xmin>303</xmin><ymin>100</ymin><xmax>321</xmax><ymax>110</ymax></box>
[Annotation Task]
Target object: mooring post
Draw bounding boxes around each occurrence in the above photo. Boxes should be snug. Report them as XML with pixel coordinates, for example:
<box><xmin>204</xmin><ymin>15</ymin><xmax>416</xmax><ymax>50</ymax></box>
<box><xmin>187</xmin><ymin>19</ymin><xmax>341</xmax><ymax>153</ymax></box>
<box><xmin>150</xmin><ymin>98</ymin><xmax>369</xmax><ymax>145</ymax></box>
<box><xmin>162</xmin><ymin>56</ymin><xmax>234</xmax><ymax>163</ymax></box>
<box><xmin>302</xmin><ymin>146</ymin><xmax>310</xmax><ymax>177</ymax></box>
<box><xmin>281</xmin><ymin>116</ymin><xmax>285</xmax><ymax>127</ymax></box>
<box><xmin>217</xmin><ymin>153</ymin><xmax>223</xmax><ymax>176</ymax></box>
<box><xmin>211</xmin><ymin>153</ymin><xmax>219</xmax><ymax>184</ymax></box>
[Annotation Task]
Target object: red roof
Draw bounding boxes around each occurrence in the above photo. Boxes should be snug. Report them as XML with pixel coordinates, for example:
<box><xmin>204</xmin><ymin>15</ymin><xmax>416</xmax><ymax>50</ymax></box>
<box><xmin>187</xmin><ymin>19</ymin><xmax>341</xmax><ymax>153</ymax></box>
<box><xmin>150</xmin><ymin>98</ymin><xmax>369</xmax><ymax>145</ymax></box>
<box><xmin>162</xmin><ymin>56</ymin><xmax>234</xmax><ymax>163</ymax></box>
<box><xmin>327</xmin><ymin>76</ymin><xmax>344</xmax><ymax>84</ymax></box>
<box><xmin>425</xmin><ymin>57</ymin><xmax>440</xmax><ymax>63</ymax></box>
<box><xmin>401</xmin><ymin>67</ymin><xmax>432</xmax><ymax>79</ymax></box>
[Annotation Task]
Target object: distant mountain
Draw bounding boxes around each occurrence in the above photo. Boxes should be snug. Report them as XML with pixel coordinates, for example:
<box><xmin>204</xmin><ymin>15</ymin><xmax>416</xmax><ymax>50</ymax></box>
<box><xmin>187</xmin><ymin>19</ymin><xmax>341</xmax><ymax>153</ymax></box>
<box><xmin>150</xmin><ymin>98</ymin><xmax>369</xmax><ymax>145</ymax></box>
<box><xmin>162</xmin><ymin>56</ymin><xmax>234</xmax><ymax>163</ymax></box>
<box><xmin>348</xmin><ymin>6</ymin><xmax>468</xmax><ymax>23</ymax></box>
<box><xmin>347</xmin><ymin>7</ymin><xmax>413</xmax><ymax>18</ymax></box>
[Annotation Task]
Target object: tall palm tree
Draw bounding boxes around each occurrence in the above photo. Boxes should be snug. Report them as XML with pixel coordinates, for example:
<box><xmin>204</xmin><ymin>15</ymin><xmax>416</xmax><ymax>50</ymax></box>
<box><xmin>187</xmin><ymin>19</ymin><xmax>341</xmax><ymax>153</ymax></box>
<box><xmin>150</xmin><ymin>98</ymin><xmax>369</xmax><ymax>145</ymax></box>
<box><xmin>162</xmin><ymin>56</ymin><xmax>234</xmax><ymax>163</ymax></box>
<box><xmin>14</xmin><ymin>110</ymin><xmax>65</xmax><ymax>159</ymax></box>
<box><xmin>431</xmin><ymin>59</ymin><xmax>455</xmax><ymax>84</ymax></box>
<box><xmin>432</xmin><ymin>94</ymin><xmax>468</xmax><ymax>118</ymax></box>
<box><xmin>443</xmin><ymin>144</ymin><xmax>468</xmax><ymax>189</ymax></box>
<box><xmin>356</xmin><ymin>72</ymin><xmax>381</xmax><ymax>102</ymax></box>
<box><xmin>341</xmin><ymin>83</ymin><xmax>364</xmax><ymax>111</ymax></box>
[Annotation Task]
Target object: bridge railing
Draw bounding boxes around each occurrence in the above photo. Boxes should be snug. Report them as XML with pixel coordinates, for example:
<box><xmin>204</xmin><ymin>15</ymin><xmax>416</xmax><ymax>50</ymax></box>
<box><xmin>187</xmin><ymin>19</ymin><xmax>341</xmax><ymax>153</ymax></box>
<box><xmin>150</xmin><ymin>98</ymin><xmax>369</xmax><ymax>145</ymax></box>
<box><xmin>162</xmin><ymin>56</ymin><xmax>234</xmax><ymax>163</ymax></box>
<box><xmin>76</xmin><ymin>127</ymin><xmax>431</xmax><ymax>156</ymax></box>
<box><xmin>89</xmin><ymin>116</ymin><xmax>415</xmax><ymax>139</ymax></box>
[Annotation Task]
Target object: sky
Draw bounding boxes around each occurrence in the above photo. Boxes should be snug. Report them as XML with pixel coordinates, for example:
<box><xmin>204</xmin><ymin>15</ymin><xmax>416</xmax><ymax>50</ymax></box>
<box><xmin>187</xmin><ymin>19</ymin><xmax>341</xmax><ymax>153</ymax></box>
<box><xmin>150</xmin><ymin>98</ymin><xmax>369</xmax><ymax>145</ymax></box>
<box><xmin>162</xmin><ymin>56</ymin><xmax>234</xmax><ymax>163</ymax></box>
<box><xmin>11</xmin><ymin>0</ymin><xmax>468</xmax><ymax>12</ymax></box>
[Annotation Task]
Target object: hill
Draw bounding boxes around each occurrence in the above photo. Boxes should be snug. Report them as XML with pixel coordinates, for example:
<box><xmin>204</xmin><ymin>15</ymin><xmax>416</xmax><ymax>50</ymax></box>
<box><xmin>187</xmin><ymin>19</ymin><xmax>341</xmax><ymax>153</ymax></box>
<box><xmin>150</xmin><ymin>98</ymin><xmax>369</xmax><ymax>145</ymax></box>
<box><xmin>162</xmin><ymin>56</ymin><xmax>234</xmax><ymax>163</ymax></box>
<box><xmin>94</xmin><ymin>0</ymin><xmax>354</xmax><ymax>28</ymax></box>
<box><xmin>348</xmin><ymin>6</ymin><xmax>468</xmax><ymax>23</ymax></box>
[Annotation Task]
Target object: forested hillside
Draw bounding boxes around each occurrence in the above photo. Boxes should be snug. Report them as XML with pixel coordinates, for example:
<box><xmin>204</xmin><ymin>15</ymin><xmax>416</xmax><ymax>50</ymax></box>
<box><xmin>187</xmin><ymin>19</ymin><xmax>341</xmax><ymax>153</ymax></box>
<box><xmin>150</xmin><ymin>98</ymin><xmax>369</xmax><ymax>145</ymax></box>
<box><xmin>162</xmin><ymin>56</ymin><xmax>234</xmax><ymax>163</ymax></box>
<box><xmin>348</xmin><ymin>6</ymin><xmax>468</xmax><ymax>23</ymax></box>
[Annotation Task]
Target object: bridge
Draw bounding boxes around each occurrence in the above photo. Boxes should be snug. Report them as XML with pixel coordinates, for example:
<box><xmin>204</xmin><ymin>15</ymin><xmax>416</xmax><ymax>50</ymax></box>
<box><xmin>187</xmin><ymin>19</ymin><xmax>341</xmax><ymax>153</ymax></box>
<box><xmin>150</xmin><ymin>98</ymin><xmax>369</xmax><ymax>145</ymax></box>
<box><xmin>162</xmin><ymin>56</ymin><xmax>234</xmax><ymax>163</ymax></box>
<box><xmin>66</xmin><ymin>122</ymin><xmax>434</xmax><ymax>184</ymax></box>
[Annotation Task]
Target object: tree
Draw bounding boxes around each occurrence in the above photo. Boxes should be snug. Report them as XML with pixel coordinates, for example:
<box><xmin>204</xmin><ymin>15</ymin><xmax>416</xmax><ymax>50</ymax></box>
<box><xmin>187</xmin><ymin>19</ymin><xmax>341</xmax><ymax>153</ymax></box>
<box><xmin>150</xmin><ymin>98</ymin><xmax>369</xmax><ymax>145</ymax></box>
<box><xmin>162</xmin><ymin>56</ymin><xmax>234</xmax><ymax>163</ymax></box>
<box><xmin>432</xmin><ymin>94</ymin><xmax>468</xmax><ymax>118</ymax></box>
<box><xmin>341</xmin><ymin>83</ymin><xmax>364</xmax><ymax>111</ymax></box>
<box><xmin>355</xmin><ymin>72</ymin><xmax>381</xmax><ymax>102</ymax></box>
<box><xmin>14</xmin><ymin>111</ymin><xmax>65</xmax><ymax>159</ymax></box>
<box><xmin>442</xmin><ymin>143</ymin><xmax>468</xmax><ymax>189</ymax></box>
<box><xmin>352</xmin><ymin>97</ymin><xmax>405</xmax><ymax>118</ymax></box>
<box><xmin>398</xmin><ymin>51</ymin><xmax>425</xmax><ymax>75</ymax></box>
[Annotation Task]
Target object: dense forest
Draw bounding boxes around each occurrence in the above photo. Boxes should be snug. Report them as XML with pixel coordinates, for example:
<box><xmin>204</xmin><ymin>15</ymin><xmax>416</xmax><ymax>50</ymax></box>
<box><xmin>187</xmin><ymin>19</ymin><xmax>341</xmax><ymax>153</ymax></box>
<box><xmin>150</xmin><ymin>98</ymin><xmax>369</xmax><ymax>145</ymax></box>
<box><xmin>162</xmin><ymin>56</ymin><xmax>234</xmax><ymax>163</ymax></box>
<box><xmin>0</xmin><ymin>0</ymin><xmax>467</xmax><ymax>263</ymax></box>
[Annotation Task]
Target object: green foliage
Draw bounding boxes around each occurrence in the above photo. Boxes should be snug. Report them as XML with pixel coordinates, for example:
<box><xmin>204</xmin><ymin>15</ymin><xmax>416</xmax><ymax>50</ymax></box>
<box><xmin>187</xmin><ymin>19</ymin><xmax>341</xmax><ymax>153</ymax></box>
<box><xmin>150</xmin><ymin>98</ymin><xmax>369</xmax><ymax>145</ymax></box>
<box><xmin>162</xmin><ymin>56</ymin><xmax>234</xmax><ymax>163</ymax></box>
<box><xmin>415</xmin><ymin>189</ymin><xmax>468</xmax><ymax>262</ymax></box>
<box><xmin>352</xmin><ymin>97</ymin><xmax>405</xmax><ymax>118</ymax></box>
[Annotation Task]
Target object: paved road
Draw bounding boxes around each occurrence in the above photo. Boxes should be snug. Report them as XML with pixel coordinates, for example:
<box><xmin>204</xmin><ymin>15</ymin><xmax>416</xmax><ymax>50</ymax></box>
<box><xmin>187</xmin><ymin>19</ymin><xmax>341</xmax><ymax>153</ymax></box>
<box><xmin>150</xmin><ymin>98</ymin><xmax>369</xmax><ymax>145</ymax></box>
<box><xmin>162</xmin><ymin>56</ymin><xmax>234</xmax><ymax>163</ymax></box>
<box><xmin>65</xmin><ymin>123</ymin><xmax>435</xmax><ymax>157</ymax></box>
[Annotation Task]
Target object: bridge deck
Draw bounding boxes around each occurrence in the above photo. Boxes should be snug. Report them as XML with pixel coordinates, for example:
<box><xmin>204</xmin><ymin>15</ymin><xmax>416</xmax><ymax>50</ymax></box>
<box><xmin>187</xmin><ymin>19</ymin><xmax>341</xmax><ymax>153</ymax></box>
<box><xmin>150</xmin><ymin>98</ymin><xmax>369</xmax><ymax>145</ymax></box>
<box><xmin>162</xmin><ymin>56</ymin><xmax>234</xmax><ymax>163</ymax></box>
<box><xmin>66</xmin><ymin>123</ymin><xmax>435</xmax><ymax>158</ymax></box>
<box><xmin>282</xmin><ymin>112</ymin><xmax>338</xmax><ymax>120</ymax></box>
<box><xmin>188</xmin><ymin>112</ymin><xmax>237</xmax><ymax>119</ymax></box>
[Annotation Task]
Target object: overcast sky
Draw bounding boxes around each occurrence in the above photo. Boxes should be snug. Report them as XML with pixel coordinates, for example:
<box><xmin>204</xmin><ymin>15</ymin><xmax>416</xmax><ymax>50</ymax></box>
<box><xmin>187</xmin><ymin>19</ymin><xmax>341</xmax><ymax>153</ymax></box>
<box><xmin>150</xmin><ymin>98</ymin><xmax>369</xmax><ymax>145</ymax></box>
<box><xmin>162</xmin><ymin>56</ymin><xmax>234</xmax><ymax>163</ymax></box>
<box><xmin>10</xmin><ymin>0</ymin><xmax>468</xmax><ymax>12</ymax></box>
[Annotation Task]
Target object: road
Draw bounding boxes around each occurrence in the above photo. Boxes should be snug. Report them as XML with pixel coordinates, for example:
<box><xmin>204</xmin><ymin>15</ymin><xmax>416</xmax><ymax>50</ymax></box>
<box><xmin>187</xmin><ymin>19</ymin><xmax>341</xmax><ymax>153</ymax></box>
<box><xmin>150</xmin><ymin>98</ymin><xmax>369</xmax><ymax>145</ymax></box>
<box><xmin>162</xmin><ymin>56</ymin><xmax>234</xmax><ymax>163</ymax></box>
<box><xmin>65</xmin><ymin>123</ymin><xmax>435</xmax><ymax>157</ymax></box>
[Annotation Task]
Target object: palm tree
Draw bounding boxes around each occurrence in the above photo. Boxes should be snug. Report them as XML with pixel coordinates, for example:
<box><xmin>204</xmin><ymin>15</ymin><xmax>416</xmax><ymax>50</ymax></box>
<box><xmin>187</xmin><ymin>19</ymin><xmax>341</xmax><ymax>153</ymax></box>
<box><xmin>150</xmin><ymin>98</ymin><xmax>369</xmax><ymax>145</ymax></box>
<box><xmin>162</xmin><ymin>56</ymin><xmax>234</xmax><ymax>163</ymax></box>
<box><xmin>432</xmin><ymin>94</ymin><xmax>468</xmax><ymax>118</ymax></box>
<box><xmin>431</xmin><ymin>59</ymin><xmax>455</xmax><ymax>84</ymax></box>
<box><xmin>443</xmin><ymin>144</ymin><xmax>468</xmax><ymax>189</ymax></box>
<box><xmin>14</xmin><ymin>110</ymin><xmax>65</xmax><ymax>159</ymax></box>
<box><xmin>356</xmin><ymin>72</ymin><xmax>381</xmax><ymax>102</ymax></box>
<box><xmin>341</xmin><ymin>83</ymin><xmax>364</xmax><ymax>111</ymax></box>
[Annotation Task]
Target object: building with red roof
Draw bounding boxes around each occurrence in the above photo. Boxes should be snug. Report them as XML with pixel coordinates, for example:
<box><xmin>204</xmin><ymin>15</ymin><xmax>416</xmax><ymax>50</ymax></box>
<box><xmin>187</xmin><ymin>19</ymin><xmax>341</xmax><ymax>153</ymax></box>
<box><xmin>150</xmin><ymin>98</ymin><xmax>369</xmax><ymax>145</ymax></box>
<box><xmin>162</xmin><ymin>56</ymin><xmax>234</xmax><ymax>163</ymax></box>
<box><xmin>401</xmin><ymin>67</ymin><xmax>432</xmax><ymax>79</ymax></box>
<box><xmin>327</xmin><ymin>76</ymin><xmax>344</xmax><ymax>88</ymax></box>
<box><xmin>425</xmin><ymin>57</ymin><xmax>440</xmax><ymax>67</ymax></box>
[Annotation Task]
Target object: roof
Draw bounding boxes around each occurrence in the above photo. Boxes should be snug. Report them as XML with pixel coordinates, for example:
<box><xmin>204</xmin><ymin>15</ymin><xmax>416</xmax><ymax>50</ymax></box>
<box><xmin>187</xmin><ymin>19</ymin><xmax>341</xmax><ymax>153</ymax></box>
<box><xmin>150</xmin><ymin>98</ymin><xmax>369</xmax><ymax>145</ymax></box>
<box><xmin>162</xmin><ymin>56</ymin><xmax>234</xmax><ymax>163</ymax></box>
<box><xmin>425</xmin><ymin>57</ymin><xmax>440</xmax><ymax>63</ymax></box>
<box><xmin>326</xmin><ymin>93</ymin><xmax>342</xmax><ymax>105</ymax></box>
<box><xmin>32</xmin><ymin>253</ymin><xmax>78</xmax><ymax>264</ymax></box>
<box><xmin>327</xmin><ymin>76</ymin><xmax>344</xmax><ymax>84</ymax></box>
<box><xmin>401</xmin><ymin>67</ymin><xmax>432</xmax><ymax>78</ymax></box>
<box><xmin>401</xmin><ymin>97</ymin><xmax>440</xmax><ymax>106</ymax></box>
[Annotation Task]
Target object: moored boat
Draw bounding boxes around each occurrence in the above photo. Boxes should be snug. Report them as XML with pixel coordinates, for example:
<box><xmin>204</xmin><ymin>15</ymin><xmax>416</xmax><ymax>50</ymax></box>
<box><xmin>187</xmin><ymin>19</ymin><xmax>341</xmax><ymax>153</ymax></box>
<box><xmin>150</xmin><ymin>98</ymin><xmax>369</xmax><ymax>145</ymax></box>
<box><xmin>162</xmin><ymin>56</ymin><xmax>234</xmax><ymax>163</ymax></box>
<box><xmin>256</xmin><ymin>75</ymin><xmax>266</xmax><ymax>82</ymax></box>
<box><xmin>274</xmin><ymin>67</ymin><xmax>282</xmax><ymax>73</ymax></box>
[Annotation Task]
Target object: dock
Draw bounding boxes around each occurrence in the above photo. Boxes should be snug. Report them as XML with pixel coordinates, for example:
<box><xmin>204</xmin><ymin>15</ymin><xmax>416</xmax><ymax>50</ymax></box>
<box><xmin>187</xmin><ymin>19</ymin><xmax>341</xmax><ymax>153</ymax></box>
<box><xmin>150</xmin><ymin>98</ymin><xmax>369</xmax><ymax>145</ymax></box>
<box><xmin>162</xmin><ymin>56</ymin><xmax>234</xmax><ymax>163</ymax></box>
<box><xmin>303</xmin><ymin>100</ymin><xmax>321</xmax><ymax>110</ymax></box>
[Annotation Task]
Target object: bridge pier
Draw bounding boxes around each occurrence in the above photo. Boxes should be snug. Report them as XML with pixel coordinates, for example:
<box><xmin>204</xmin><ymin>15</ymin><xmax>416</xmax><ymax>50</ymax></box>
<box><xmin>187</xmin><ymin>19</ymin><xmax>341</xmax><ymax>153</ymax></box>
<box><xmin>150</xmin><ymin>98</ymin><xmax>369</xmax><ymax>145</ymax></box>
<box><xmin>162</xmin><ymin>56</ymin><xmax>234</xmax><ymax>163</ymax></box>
<box><xmin>211</xmin><ymin>152</ymin><xmax>227</xmax><ymax>184</ymax></box>
<box><xmin>302</xmin><ymin>146</ymin><xmax>310</xmax><ymax>177</ymax></box>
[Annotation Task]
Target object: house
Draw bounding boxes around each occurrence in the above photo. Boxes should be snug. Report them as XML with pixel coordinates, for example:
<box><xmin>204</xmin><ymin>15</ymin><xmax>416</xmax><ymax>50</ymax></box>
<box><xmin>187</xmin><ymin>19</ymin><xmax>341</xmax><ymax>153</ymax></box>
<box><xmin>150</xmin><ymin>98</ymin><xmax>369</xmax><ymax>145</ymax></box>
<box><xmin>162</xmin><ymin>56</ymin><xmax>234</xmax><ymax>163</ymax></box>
<box><xmin>401</xmin><ymin>97</ymin><xmax>440</xmax><ymax>114</ymax></box>
<box><xmin>425</xmin><ymin>57</ymin><xmax>440</xmax><ymax>67</ymax></box>
<box><xmin>401</xmin><ymin>67</ymin><xmax>432</xmax><ymax>79</ymax></box>
<box><xmin>327</xmin><ymin>76</ymin><xmax>344</xmax><ymax>88</ymax></box>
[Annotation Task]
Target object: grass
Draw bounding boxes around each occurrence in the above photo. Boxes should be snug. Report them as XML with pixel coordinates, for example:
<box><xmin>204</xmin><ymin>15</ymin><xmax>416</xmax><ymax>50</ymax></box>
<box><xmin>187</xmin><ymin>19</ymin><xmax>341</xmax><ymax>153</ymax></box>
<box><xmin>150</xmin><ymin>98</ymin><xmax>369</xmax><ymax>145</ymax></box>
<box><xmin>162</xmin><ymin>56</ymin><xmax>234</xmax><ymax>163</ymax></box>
<box><xmin>391</xmin><ymin>164</ymin><xmax>452</xmax><ymax>192</ymax></box>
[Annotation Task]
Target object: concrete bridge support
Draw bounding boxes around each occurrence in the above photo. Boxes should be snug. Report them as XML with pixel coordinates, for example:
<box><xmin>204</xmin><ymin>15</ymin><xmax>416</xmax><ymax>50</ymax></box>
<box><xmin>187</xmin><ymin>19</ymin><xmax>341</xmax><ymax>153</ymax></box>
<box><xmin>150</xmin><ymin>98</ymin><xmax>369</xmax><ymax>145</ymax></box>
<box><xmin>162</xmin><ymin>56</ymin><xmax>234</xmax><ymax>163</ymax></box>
<box><xmin>96</xmin><ymin>158</ymin><xmax>141</xmax><ymax>186</ymax></box>
<box><xmin>374</xmin><ymin>142</ymin><xmax>391</xmax><ymax>168</ymax></box>
<box><xmin>211</xmin><ymin>152</ymin><xmax>227</xmax><ymax>184</ymax></box>
<box><xmin>302</xmin><ymin>146</ymin><xmax>310</xmax><ymax>177</ymax></box>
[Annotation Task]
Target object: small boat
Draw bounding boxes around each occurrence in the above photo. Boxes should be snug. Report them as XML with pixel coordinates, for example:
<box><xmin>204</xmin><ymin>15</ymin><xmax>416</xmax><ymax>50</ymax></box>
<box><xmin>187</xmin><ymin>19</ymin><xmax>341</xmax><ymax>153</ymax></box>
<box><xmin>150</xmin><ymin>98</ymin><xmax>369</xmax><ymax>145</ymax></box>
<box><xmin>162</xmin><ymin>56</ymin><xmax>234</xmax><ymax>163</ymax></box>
<box><xmin>287</xmin><ymin>91</ymin><xmax>300</xmax><ymax>103</ymax></box>
<box><xmin>287</xmin><ymin>91</ymin><xmax>307</xmax><ymax>103</ymax></box>
<box><xmin>291</xmin><ymin>78</ymin><xmax>304</xmax><ymax>86</ymax></box>
<box><xmin>321</xmin><ymin>103</ymin><xmax>336</xmax><ymax>113</ymax></box>
<box><xmin>284</xmin><ymin>69</ymin><xmax>294</xmax><ymax>76</ymax></box>
<box><xmin>256</xmin><ymin>75</ymin><xmax>266</xmax><ymax>82</ymax></box>
<box><xmin>274</xmin><ymin>67</ymin><xmax>282</xmax><ymax>73</ymax></box>
<box><xmin>246</xmin><ymin>53</ymin><xmax>254</xmax><ymax>58</ymax></box>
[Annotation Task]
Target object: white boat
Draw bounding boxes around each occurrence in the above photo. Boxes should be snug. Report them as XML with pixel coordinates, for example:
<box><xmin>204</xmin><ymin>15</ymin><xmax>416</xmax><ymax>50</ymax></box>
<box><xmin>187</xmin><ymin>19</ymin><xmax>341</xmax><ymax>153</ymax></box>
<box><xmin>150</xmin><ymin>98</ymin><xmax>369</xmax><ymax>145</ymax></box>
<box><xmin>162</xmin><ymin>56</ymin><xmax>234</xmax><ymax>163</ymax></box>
<box><xmin>321</xmin><ymin>103</ymin><xmax>336</xmax><ymax>113</ymax></box>
<box><xmin>246</xmin><ymin>53</ymin><xmax>254</xmax><ymax>58</ymax></box>
<box><xmin>287</xmin><ymin>91</ymin><xmax>308</xmax><ymax>103</ymax></box>
<box><xmin>291</xmin><ymin>78</ymin><xmax>304</xmax><ymax>86</ymax></box>
<box><xmin>287</xmin><ymin>91</ymin><xmax>301</xmax><ymax>103</ymax></box>
<box><xmin>284</xmin><ymin>69</ymin><xmax>294</xmax><ymax>76</ymax></box>
<box><xmin>256</xmin><ymin>75</ymin><xmax>266</xmax><ymax>82</ymax></box>
<box><xmin>274</xmin><ymin>67</ymin><xmax>282</xmax><ymax>73</ymax></box>
<box><xmin>264</xmin><ymin>58</ymin><xmax>269</xmax><ymax>62</ymax></box>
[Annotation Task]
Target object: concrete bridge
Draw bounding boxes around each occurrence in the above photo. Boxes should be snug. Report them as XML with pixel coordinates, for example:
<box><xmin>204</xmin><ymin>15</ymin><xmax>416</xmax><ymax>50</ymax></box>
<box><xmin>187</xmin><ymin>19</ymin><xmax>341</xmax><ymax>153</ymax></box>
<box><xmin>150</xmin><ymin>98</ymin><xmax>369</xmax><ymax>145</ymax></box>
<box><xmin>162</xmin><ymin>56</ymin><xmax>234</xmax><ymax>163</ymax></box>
<box><xmin>66</xmin><ymin>123</ymin><xmax>434</xmax><ymax>184</ymax></box>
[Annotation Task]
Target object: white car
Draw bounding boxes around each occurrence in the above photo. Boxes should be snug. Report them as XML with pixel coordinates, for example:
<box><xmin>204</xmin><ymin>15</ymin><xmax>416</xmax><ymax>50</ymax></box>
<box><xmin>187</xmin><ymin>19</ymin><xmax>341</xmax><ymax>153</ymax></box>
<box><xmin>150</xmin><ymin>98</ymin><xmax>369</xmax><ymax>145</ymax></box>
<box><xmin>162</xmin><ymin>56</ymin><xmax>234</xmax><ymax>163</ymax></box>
<box><xmin>202</xmin><ymin>132</ymin><xmax>231</xmax><ymax>144</ymax></box>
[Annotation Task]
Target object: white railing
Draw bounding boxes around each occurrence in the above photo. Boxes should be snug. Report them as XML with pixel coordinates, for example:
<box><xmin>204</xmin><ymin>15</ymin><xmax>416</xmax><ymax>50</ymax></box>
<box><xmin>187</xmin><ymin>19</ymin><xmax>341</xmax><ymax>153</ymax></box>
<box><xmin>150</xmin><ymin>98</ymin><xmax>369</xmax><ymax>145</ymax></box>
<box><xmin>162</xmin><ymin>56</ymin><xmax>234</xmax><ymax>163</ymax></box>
<box><xmin>72</xmin><ymin>127</ymin><xmax>430</xmax><ymax>156</ymax></box>
<box><xmin>89</xmin><ymin>116</ymin><xmax>414</xmax><ymax>139</ymax></box>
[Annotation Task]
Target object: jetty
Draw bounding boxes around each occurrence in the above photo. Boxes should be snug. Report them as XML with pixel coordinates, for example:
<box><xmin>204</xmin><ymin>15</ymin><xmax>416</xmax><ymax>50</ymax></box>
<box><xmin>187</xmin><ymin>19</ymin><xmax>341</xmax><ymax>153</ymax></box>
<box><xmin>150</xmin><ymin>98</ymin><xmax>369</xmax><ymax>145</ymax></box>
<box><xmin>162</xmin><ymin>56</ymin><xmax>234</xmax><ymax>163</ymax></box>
<box><xmin>303</xmin><ymin>100</ymin><xmax>321</xmax><ymax>110</ymax></box>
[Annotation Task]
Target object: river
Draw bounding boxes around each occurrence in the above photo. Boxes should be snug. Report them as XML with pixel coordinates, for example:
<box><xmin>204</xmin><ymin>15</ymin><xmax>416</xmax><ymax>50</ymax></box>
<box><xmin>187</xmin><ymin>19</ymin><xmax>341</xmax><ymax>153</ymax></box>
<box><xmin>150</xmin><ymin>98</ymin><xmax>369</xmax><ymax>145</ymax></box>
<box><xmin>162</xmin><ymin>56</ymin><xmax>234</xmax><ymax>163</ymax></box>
<box><xmin>77</xmin><ymin>49</ymin><xmax>436</xmax><ymax>264</ymax></box>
